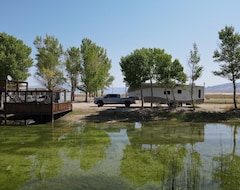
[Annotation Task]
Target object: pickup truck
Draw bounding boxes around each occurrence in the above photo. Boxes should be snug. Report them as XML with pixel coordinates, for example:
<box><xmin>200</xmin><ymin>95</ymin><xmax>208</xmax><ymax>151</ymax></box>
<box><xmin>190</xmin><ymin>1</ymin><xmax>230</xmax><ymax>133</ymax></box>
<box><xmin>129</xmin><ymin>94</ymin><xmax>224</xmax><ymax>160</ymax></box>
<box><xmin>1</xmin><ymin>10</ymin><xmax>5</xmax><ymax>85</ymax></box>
<box><xmin>94</xmin><ymin>94</ymin><xmax>135</xmax><ymax>107</ymax></box>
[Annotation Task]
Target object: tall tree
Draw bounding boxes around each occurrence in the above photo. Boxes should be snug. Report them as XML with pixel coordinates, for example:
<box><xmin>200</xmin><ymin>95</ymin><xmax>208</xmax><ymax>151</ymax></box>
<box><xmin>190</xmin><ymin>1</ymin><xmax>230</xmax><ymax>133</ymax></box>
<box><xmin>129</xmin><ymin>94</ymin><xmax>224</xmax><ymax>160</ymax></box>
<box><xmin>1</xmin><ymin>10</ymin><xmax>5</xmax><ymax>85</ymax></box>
<box><xmin>213</xmin><ymin>26</ymin><xmax>240</xmax><ymax>109</ymax></box>
<box><xmin>120</xmin><ymin>49</ymin><xmax>150</xmax><ymax>107</ymax></box>
<box><xmin>121</xmin><ymin>48</ymin><xmax>186</xmax><ymax>108</ymax></box>
<box><xmin>155</xmin><ymin>54</ymin><xmax>187</xmax><ymax>106</ymax></box>
<box><xmin>79</xmin><ymin>38</ymin><xmax>113</xmax><ymax>101</ymax></box>
<box><xmin>92</xmin><ymin>47</ymin><xmax>114</xmax><ymax>95</ymax></box>
<box><xmin>34</xmin><ymin>34</ymin><xmax>65</xmax><ymax>90</ymax></box>
<box><xmin>65</xmin><ymin>47</ymin><xmax>81</xmax><ymax>101</ymax></box>
<box><xmin>120</xmin><ymin>49</ymin><xmax>150</xmax><ymax>88</ymax></box>
<box><xmin>188</xmin><ymin>43</ymin><xmax>203</xmax><ymax>109</ymax></box>
<box><xmin>0</xmin><ymin>32</ymin><xmax>33</xmax><ymax>80</ymax></box>
<box><xmin>154</xmin><ymin>53</ymin><xmax>172</xmax><ymax>103</ymax></box>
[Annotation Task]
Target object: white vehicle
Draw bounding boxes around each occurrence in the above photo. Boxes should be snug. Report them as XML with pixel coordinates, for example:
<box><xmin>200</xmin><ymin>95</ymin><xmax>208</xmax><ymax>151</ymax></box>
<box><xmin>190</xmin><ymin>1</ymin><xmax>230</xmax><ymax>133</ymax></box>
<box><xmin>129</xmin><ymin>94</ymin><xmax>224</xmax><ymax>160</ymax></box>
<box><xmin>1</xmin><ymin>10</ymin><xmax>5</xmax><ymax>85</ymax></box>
<box><xmin>127</xmin><ymin>83</ymin><xmax>204</xmax><ymax>106</ymax></box>
<box><xmin>94</xmin><ymin>94</ymin><xmax>135</xmax><ymax>107</ymax></box>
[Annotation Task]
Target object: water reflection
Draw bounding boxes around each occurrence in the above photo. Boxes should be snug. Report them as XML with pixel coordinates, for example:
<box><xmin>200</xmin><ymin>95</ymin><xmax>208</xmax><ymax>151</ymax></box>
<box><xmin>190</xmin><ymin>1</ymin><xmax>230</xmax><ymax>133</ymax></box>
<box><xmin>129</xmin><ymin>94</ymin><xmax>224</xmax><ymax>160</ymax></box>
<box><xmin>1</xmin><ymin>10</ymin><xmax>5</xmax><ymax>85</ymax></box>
<box><xmin>1</xmin><ymin>122</ymin><xmax>240</xmax><ymax>189</ymax></box>
<box><xmin>212</xmin><ymin>124</ymin><xmax>240</xmax><ymax>189</ymax></box>
<box><xmin>123</xmin><ymin>123</ymin><xmax>204</xmax><ymax>188</ymax></box>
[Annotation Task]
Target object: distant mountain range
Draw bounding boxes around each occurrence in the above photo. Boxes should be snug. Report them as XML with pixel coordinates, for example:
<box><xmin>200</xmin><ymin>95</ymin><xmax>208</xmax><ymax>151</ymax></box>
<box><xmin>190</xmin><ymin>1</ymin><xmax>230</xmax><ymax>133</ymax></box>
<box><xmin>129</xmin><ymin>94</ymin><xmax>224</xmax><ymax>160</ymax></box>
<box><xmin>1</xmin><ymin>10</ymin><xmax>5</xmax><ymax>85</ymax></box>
<box><xmin>205</xmin><ymin>83</ymin><xmax>240</xmax><ymax>93</ymax></box>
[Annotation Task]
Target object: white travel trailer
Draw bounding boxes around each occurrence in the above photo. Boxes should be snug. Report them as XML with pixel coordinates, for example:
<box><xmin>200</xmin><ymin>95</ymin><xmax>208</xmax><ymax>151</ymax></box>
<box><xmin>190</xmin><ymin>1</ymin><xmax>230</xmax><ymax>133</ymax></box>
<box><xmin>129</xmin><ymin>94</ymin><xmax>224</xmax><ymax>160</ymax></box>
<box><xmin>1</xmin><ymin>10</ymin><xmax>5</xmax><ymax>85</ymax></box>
<box><xmin>127</xmin><ymin>83</ymin><xmax>204</xmax><ymax>105</ymax></box>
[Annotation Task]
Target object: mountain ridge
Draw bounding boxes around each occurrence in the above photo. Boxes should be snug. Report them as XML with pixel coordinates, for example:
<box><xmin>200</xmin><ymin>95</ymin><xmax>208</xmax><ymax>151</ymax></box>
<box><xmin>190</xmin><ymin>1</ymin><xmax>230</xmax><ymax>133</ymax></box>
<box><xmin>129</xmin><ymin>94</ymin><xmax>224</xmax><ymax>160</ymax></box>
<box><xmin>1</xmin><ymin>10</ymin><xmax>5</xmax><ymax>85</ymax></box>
<box><xmin>205</xmin><ymin>82</ymin><xmax>240</xmax><ymax>93</ymax></box>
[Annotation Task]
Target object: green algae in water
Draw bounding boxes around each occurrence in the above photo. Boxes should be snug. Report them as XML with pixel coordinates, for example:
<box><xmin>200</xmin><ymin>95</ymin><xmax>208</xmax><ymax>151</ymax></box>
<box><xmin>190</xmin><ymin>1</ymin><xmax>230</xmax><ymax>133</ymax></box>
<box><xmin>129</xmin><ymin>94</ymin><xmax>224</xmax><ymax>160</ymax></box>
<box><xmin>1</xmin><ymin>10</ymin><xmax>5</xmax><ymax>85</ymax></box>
<box><xmin>1</xmin><ymin>121</ymin><xmax>240</xmax><ymax>189</ymax></box>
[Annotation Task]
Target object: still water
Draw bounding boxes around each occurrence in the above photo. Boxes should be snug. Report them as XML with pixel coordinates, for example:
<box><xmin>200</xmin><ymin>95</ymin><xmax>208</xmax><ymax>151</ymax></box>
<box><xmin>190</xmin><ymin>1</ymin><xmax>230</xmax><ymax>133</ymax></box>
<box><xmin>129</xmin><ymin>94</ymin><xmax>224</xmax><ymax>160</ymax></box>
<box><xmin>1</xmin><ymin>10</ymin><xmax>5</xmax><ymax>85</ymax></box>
<box><xmin>0</xmin><ymin>121</ymin><xmax>240</xmax><ymax>190</ymax></box>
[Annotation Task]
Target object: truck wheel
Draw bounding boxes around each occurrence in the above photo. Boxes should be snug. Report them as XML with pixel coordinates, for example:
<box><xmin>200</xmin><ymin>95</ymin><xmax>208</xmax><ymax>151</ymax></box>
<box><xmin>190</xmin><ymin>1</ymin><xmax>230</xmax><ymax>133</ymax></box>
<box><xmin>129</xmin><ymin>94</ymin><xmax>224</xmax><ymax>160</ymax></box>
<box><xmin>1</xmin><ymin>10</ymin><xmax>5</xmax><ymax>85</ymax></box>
<box><xmin>125</xmin><ymin>101</ymin><xmax>130</xmax><ymax>107</ymax></box>
<box><xmin>97</xmin><ymin>101</ymin><xmax>104</xmax><ymax>107</ymax></box>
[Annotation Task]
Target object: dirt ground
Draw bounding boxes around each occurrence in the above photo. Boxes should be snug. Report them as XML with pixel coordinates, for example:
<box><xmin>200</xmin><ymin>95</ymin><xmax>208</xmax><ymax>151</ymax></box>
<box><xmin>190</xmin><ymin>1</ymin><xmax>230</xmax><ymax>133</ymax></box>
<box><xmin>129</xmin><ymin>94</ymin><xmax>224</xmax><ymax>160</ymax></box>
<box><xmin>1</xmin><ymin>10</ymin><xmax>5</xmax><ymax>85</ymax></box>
<box><xmin>72</xmin><ymin>99</ymin><xmax>232</xmax><ymax>112</ymax></box>
<box><xmin>56</xmin><ymin>95</ymin><xmax>238</xmax><ymax>123</ymax></box>
<box><xmin>58</xmin><ymin>94</ymin><xmax>238</xmax><ymax>123</ymax></box>
<box><xmin>72</xmin><ymin>93</ymin><xmax>236</xmax><ymax>113</ymax></box>
<box><xmin>71</xmin><ymin>100</ymin><xmax>233</xmax><ymax>115</ymax></box>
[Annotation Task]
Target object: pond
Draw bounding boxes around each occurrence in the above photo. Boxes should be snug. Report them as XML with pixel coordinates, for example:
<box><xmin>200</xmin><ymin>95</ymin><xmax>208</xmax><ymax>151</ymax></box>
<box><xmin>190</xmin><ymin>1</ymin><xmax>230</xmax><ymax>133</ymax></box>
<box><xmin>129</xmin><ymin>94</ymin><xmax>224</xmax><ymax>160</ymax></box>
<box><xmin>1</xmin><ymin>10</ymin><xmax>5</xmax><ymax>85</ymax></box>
<box><xmin>0</xmin><ymin>121</ymin><xmax>240</xmax><ymax>190</ymax></box>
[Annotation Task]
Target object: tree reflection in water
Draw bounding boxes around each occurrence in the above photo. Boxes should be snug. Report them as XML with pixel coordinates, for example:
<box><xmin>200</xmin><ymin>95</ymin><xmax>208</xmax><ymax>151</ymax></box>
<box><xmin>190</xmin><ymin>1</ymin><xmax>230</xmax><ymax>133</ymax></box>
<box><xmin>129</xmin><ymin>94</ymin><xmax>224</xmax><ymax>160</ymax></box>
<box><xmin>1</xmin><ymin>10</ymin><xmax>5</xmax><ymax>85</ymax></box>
<box><xmin>213</xmin><ymin>124</ymin><xmax>240</xmax><ymax>189</ymax></box>
<box><xmin>121</xmin><ymin>122</ymin><xmax>205</xmax><ymax>189</ymax></box>
<box><xmin>1</xmin><ymin>122</ymin><xmax>240</xmax><ymax>189</ymax></box>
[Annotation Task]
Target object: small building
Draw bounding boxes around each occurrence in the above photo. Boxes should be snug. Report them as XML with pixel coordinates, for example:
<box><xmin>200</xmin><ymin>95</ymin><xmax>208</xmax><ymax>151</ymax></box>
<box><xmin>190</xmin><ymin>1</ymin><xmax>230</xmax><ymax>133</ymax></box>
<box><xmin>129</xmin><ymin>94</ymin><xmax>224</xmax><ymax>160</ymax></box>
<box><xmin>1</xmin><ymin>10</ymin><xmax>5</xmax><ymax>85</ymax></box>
<box><xmin>127</xmin><ymin>83</ymin><xmax>204</xmax><ymax>105</ymax></box>
<box><xmin>0</xmin><ymin>80</ymin><xmax>72</xmax><ymax>124</ymax></box>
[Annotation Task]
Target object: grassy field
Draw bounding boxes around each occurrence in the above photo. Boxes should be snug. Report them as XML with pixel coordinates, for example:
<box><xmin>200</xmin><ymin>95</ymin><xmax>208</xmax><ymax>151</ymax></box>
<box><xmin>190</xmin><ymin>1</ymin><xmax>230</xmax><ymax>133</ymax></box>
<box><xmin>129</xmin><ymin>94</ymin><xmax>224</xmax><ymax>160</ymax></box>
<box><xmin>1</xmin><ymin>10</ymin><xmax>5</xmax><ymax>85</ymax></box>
<box><xmin>204</xmin><ymin>93</ymin><xmax>240</xmax><ymax>104</ymax></box>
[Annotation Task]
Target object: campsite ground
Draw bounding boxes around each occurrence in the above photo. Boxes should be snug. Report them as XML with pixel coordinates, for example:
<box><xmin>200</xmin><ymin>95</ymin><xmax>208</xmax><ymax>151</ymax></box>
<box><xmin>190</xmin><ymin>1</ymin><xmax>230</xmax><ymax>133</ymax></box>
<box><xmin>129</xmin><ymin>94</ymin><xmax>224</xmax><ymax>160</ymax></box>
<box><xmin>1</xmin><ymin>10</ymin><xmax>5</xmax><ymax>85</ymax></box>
<box><xmin>72</xmin><ymin>93</ymin><xmax>236</xmax><ymax>112</ymax></box>
<box><xmin>61</xmin><ymin>93</ymin><xmax>239</xmax><ymax>123</ymax></box>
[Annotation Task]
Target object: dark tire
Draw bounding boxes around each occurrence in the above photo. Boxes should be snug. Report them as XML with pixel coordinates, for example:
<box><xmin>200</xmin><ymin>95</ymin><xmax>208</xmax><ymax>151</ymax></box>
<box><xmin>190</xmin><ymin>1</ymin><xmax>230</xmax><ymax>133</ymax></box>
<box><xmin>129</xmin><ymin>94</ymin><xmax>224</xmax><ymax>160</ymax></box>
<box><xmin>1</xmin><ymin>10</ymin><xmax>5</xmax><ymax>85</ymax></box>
<box><xmin>125</xmin><ymin>101</ymin><xmax>130</xmax><ymax>107</ymax></box>
<box><xmin>97</xmin><ymin>101</ymin><xmax>104</xmax><ymax>107</ymax></box>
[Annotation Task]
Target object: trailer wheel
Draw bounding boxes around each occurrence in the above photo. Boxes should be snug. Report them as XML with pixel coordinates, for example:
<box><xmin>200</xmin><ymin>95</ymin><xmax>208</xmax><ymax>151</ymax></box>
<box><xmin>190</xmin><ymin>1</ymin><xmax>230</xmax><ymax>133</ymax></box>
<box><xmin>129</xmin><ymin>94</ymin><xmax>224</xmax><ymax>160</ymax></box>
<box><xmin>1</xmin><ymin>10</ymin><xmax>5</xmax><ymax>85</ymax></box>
<box><xmin>125</xmin><ymin>101</ymin><xmax>130</xmax><ymax>107</ymax></box>
<box><xmin>97</xmin><ymin>101</ymin><xmax>104</xmax><ymax>107</ymax></box>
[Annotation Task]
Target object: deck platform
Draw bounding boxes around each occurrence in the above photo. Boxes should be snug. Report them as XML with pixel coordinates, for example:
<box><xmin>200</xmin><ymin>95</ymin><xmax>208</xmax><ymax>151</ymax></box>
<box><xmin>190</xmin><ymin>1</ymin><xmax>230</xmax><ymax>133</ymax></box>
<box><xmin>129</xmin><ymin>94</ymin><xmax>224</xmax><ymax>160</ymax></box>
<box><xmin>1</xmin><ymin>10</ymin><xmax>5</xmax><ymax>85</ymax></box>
<box><xmin>0</xmin><ymin>80</ymin><xmax>72</xmax><ymax>125</ymax></box>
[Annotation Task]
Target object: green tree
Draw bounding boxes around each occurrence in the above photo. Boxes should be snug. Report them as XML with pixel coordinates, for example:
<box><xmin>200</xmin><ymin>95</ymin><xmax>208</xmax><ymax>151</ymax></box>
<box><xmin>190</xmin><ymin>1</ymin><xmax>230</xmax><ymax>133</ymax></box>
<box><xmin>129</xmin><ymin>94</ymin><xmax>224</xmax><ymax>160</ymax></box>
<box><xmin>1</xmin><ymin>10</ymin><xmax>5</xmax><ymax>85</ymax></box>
<box><xmin>147</xmin><ymin>48</ymin><xmax>166</xmax><ymax>108</ymax></box>
<box><xmin>0</xmin><ymin>32</ymin><xmax>33</xmax><ymax>80</ymax></box>
<box><xmin>188</xmin><ymin>43</ymin><xmax>203</xmax><ymax>110</ymax></box>
<box><xmin>93</xmin><ymin>47</ymin><xmax>114</xmax><ymax>95</ymax></box>
<box><xmin>156</xmin><ymin>57</ymin><xmax>187</xmax><ymax>106</ymax></box>
<box><xmin>121</xmin><ymin>48</ymin><xmax>186</xmax><ymax>108</ymax></box>
<box><xmin>120</xmin><ymin>49</ymin><xmax>150</xmax><ymax>88</ymax></box>
<box><xmin>79</xmin><ymin>38</ymin><xmax>113</xmax><ymax>101</ymax></box>
<box><xmin>34</xmin><ymin>34</ymin><xmax>65</xmax><ymax>90</ymax></box>
<box><xmin>120</xmin><ymin>49</ymin><xmax>150</xmax><ymax>107</ymax></box>
<box><xmin>65</xmin><ymin>47</ymin><xmax>81</xmax><ymax>101</ymax></box>
<box><xmin>213</xmin><ymin>26</ymin><xmax>240</xmax><ymax>109</ymax></box>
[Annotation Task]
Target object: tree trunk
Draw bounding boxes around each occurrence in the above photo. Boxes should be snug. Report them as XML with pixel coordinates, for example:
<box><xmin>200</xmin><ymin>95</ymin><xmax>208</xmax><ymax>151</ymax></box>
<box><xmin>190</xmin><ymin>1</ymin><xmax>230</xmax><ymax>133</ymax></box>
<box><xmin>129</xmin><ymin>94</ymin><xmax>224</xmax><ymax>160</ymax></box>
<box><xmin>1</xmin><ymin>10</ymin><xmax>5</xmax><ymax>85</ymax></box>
<box><xmin>233</xmin><ymin>80</ymin><xmax>237</xmax><ymax>109</ymax></box>
<box><xmin>141</xmin><ymin>84</ymin><xmax>144</xmax><ymax>108</ymax></box>
<box><xmin>164</xmin><ymin>87</ymin><xmax>169</xmax><ymax>104</ymax></box>
<box><xmin>71</xmin><ymin>86</ymin><xmax>75</xmax><ymax>101</ymax></box>
<box><xmin>85</xmin><ymin>91</ymin><xmax>88</xmax><ymax>102</ymax></box>
<box><xmin>150</xmin><ymin>79</ymin><xmax>153</xmax><ymax>108</ymax></box>
<box><xmin>191</xmin><ymin>83</ymin><xmax>195</xmax><ymax>110</ymax></box>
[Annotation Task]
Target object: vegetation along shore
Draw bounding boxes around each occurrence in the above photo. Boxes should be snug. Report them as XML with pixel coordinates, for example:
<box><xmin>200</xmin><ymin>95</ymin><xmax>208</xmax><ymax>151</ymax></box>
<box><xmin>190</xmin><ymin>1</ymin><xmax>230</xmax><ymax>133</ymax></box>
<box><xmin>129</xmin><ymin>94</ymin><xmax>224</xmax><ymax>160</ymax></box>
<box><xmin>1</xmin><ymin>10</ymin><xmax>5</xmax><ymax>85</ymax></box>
<box><xmin>60</xmin><ymin>93</ymin><xmax>240</xmax><ymax>124</ymax></box>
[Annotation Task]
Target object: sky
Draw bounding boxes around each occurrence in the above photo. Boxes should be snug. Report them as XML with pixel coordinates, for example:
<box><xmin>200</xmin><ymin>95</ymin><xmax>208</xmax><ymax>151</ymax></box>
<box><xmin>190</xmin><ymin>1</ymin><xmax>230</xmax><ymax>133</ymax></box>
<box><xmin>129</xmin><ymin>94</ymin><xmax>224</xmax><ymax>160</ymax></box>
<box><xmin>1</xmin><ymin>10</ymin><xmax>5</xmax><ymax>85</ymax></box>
<box><xmin>1</xmin><ymin>0</ymin><xmax>240</xmax><ymax>88</ymax></box>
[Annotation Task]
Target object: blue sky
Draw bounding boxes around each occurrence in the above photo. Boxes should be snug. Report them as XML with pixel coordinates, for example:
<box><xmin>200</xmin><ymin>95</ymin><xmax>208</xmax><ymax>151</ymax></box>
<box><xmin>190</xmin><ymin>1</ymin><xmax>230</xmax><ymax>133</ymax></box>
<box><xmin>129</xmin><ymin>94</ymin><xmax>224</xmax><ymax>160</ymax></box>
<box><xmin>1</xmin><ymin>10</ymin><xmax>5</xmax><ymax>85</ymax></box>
<box><xmin>1</xmin><ymin>0</ymin><xmax>240</xmax><ymax>88</ymax></box>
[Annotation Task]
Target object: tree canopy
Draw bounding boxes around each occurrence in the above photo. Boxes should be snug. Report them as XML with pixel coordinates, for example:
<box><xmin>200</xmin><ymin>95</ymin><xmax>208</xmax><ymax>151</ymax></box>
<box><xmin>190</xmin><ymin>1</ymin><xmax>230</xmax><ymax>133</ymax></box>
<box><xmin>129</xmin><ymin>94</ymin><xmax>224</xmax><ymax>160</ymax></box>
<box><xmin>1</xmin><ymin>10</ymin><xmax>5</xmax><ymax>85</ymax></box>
<box><xmin>0</xmin><ymin>32</ymin><xmax>33</xmax><ymax>80</ymax></box>
<box><xmin>65</xmin><ymin>46</ymin><xmax>82</xmax><ymax>101</ymax></box>
<box><xmin>120</xmin><ymin>48</ymin><xmax>186</xmax><ymax>88</ymax></box>
<box><xmin>120</xmin><ymin>48</ymin><xmax>186</xmax><ymax>107</ymax></box>
<box><xmin>34</xmin><ymin>34</ymin><xmax>65</xmax><ymax>90</ymax></box>
<box><xmin>120</xmin><ymin>48</ymin><xmax>150</xmax><ymax>88</ymax></box>
<box><xmin>188</xmin><ymin>43</ymin><xmax>203</xmax><ymax>109</ymax></box>
<box><xmin>79</xmin><ymin>38</ymin><xmax>113</xmax><ymax>101</ymax></box>
<box><xmin>213</xmin><ymin>26</ymin><xmax>240</xmax><ymax>109</ymax></box>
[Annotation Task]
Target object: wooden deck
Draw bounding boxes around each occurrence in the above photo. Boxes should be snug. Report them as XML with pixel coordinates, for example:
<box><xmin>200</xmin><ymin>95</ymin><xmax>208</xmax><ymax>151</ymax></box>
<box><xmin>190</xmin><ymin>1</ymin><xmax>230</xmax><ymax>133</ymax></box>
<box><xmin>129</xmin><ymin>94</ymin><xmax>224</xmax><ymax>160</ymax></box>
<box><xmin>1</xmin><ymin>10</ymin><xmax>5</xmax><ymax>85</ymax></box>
<box><xmin>4</xmin><ymin>102</ymin><xmax>72</xmax><ymax>115</ymax></box>
<box><xmin>0</xmin><ymin>80</ymin><xmax>72</xmax><ymax>124</ymax></box>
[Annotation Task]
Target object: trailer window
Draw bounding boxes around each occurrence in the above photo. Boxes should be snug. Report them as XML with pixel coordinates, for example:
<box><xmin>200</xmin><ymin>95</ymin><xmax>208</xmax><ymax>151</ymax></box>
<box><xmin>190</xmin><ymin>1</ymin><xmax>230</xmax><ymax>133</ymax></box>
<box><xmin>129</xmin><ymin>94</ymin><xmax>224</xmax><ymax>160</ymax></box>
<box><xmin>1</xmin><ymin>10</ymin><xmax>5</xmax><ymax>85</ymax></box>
<box><xmin>177</xmin><ymin>90</ymin><xmax>182</xmax><ymax>94</ymax></box>
<box><xmin>198</xmin><ymin>89</ymin><xmax>201</xmax><ymax>98</ymax></box>
<box><xmin>164</xmin><ymin>91</ymin><xmax>170</xmax><ymax>95</ymax></box>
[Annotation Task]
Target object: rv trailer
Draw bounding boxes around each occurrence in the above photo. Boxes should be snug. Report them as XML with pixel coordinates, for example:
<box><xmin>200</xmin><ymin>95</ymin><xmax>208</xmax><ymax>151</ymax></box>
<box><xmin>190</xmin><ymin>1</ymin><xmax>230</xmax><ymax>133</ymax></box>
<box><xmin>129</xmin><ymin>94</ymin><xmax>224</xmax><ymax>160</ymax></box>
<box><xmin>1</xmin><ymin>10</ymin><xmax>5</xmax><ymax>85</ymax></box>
<box><xmin>127</xmin><ymin>83</ymin><xmax>204</xmax><ymax>106</ymax></box>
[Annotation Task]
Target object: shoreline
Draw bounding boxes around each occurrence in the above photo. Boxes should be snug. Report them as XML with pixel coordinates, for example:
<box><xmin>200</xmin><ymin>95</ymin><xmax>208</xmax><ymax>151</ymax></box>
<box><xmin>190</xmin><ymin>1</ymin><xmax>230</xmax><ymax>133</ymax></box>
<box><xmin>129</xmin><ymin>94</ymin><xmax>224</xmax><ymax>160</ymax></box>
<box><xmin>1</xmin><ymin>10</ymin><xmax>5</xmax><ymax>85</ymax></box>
<box><xmin>60</xmin><ymin>101</ymin><xmax>240</xmax><ymax>123</ymax></box>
